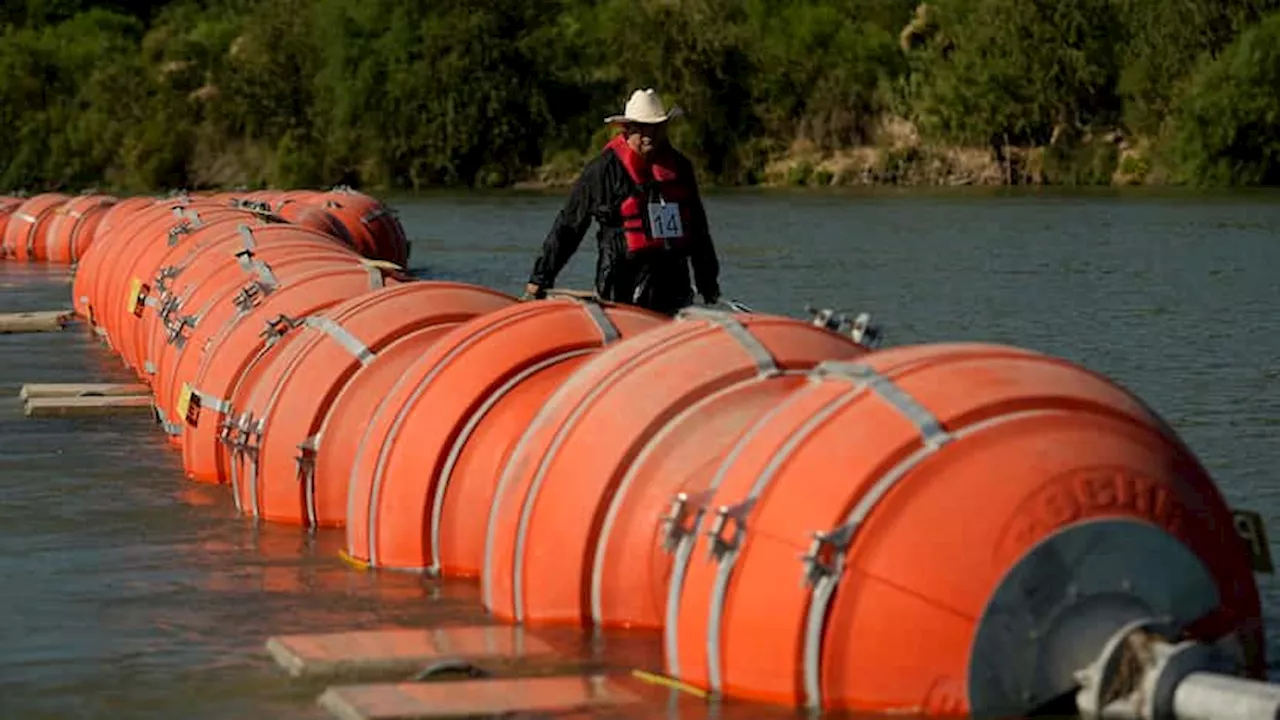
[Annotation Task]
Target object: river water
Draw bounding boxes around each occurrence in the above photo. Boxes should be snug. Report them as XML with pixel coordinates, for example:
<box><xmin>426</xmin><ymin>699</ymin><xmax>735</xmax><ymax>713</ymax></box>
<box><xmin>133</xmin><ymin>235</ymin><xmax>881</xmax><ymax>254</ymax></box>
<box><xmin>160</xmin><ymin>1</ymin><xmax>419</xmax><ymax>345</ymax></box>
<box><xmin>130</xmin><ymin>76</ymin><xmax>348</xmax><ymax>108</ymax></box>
<box><xmin>0</xmin><ymin>188</ymin><xmax>1277</xmax><ymax>719</ymax></box>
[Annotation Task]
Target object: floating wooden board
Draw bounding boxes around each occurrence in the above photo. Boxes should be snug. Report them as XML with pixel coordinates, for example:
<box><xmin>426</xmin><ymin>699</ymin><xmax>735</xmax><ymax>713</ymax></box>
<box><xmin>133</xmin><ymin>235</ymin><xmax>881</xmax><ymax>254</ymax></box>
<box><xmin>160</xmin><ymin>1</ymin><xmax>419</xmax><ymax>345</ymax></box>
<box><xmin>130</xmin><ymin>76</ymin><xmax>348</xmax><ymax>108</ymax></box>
<box><xmin>0</xmin><ymin>309</ymin><xmax>75</xmax><ymax>334</ymax></box>
<box><xmin>317</xmin><ymin>675</ymin><xmax>642</xmax><ymax>720</ymax></box>
<box><xmin>19</xmin><ymin>383</ymin><xmax>150</xmax><ymax>400</ymax></box>
<box><xmin>266</xmin><ymin>625</ymin><xmax>565</xmax><ymax>679</ymax></box>
<box><xmin>24</xmin><ymin>395</ymin><xmax>154</xmax><ymax>418</ymax></box>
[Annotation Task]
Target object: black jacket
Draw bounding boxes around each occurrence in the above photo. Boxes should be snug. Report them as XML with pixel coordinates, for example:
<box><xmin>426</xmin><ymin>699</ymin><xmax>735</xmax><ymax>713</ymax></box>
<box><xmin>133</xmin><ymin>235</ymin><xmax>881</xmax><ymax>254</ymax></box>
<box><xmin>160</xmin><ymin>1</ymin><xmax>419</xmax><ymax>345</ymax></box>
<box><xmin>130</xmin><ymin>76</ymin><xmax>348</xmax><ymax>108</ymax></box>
<box><xmin>527</xmin><ymin>145</ymin><xmax>720</xmax><ymax>316</ymax></box>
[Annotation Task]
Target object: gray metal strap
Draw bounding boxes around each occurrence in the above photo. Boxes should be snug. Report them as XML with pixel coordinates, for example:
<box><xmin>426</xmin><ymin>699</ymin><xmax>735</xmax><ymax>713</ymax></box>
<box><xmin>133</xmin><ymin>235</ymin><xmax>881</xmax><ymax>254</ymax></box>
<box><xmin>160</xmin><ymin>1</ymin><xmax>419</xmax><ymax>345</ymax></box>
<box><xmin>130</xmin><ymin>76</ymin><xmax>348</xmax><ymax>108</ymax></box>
<box><xmin>792</xmin><ymin>362</ymin><xmax>969</xmax><ymax>709</ymax></box>
<box><xmin>154</xmin><ymin>407</ymin><xmax>182</xmax><ymax>437</ymax></box>
<box><xmin>676</xmin><ymin>306</ymin><xmax>776</xmax><ymax>374</ymax></box>
<box><xmin>238</xmin><ymin>223</ymin><xmax>257</xmax><ymax>251</ymax></box>
<box><xmin>299</xmin><ymin>434</ymin><xmax>321</xmax><ymax>528</ymax></box>
<box><xmin>814</xmin><ymin>360</ymin><xmax>950</xmax><ymax>447</ymax></box>
<box><xmin>573</xmin><ymin>297</ymin><xmax>620</xmax><ymax>343</ymax></box>
<box><xmin>252</xmin><ymin>260</ymin><xmax>279</xmax><ymax>291</ymax></box>
<box><xmin>360</xmin><ymin>206</ymin><xmax>393</xmax><ymax>225</ymax></box>
<box><xmin>193</xmin><ymin>389</ymin><xmax>232</xmax><ymax>414</ymax></box>
<box><xmin>364</xmin><ymin>263</ymin><xmax>385</xmax><ymax>289</ymax></box>
<box><xmin>303</xmin><ymin>316</ymin><xmax>375</xmax><ymax>366</ymax></box>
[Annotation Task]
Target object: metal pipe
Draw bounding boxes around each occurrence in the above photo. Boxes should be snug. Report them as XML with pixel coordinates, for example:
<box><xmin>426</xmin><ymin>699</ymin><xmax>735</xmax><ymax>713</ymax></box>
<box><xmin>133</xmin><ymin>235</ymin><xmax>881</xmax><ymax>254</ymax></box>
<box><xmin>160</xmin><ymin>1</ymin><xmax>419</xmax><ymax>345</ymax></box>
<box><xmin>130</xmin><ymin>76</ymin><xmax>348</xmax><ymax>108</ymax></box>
<box><xmin>1076</xmin><ymin>618</ymin><xmax>1280</xmax><ymax>720</ymax></box>
<box><xmin>1171</xmin><ymin>672</ymin><xmax>1280</xmax><ymax>720</ymax></box>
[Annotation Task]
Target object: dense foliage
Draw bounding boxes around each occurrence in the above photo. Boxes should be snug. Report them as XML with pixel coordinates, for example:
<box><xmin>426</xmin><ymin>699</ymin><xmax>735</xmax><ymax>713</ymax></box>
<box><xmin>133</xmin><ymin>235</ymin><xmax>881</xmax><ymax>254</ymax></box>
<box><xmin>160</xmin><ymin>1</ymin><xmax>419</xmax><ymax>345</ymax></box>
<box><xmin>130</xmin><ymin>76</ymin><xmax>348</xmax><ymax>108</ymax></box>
<box><xmin>3</xmin><ymin>0</ymin><xmax>1279</xmax><ymax>191</ymax></box>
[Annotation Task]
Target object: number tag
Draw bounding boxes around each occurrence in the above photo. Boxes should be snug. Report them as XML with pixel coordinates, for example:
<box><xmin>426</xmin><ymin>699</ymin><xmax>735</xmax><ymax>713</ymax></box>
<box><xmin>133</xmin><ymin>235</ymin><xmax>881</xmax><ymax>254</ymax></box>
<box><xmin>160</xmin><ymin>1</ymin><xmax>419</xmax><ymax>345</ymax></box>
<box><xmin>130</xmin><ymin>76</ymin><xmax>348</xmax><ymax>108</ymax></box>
<box><xmin>177</xmin><ymin>383</ymin><xmax>199</xmax><ymax>426</ymax></box>
<box><xmin>648</xmin><ymin>202</ymin><xmax>684</xmax><ymax>240</ymax></box>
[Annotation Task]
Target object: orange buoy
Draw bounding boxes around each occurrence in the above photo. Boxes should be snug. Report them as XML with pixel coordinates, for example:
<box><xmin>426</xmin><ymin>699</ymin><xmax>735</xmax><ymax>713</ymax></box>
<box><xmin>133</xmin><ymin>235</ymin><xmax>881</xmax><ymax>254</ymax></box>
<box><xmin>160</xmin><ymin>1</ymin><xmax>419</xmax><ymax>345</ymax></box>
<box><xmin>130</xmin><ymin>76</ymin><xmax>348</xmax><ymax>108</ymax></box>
<box><xmin>44</xmin><ymin>194</ymin><xmax>118</xmax><ymax>265</ymax></box>
<box><xmin>73</xmin><ymin>196</ymin><xmax>156</xmax><ymax>318</ymax></box>
<box><xmin>111</xmin><ymin>207</ymin><xmax>264</xmax><ymax>372</ymax></box>
<box><xmin>226</xmin><ymin>281</ymin><xmax>516</xmax><ymax>524</ymax></box>
<box><xmin>271</xmin><ymin>199</ymin><xmax>356</xmax><ymax>250</ymax></box>
<box><xmin>89</xmin><ymin>199</ymin><xmax>223</xmax><ymax>346</ymax></box>
<box><xmin>309</xmin><ymin>327</ymin><xmax>457</xmax><ymax>530</ymax></box>
<box><xmin>2</xmin><ymin>193</ymin><xmax>70</xmax><ymax>261</ymax></box>
<box><xmin>0</xmin><ymin>197</ymin><xmax>21</xmax><ymax>250</ymax></box>
<box><xmin>343</xmin><ymin>298</ymin><xmax>668</xmax><ymax>574</ymax></box>
<box><xmin>590</xmin><ymin>373</ymin><xmax>815</xmax><ymax>631</ymax></box>
<box><xmin>481</xmin><ymin>308</ymin><xmax>866</xmax><ymax>627</ymax></box>
<box><xmin>320</xmin><ymin>187</ymin><xmax>408</xmax><ymax>265</ymax></box>
<box><xmin>134</xmin><ymin>218</ymin><xmax>341</xmax><ymax>390</ymax></box>
<box><xmin>149</xmin><ymin>232</ymin><xmax>365</xmax><ymax>441</ymax></box>
<box><xmin>661</xmin><ymin>342</ymin><xmax>1263</xmax><ymax>716</ymax></box>
<box><xmin>178</xmin><ymin>260</ymin><xmax>403</xmax><ymax>483</ymax></box>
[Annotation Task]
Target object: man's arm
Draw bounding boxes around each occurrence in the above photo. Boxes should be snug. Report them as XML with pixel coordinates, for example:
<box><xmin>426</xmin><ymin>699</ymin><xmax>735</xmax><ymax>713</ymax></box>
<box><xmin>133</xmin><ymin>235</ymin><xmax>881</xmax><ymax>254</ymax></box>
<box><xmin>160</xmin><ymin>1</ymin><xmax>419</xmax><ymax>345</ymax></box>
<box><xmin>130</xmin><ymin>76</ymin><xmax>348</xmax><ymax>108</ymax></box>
<box><xmin>683</xmin><ymin>162</ymin><xmax>721</xmax><ymax>303</ymax></box>
<box><xmin>527</xmin><ymin>157</ymin><xmax>606</xmax><ymax>295</ymax></box>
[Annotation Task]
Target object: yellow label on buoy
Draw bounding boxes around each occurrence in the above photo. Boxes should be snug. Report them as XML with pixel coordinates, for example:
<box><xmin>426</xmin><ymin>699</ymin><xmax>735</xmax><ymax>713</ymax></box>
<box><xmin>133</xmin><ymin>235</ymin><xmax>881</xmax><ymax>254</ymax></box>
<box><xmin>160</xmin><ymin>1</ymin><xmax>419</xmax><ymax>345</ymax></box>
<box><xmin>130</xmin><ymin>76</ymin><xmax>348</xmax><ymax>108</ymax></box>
<box><xmin>176</xmin><ymin>383</ymin><xmax>193</xmax><ymax>422</ymax></box>
<box><xmin>126</xmin><ymin>277</ymin><xmax>143</xmax><ymax>315</ymax></box>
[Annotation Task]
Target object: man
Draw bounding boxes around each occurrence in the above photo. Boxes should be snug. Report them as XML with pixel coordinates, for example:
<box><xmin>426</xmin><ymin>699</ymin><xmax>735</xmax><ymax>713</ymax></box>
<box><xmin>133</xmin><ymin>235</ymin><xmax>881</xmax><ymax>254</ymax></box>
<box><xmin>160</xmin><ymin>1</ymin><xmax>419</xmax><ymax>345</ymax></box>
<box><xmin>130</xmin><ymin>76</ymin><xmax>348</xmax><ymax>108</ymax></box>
<box><xmin>523</xmin><ymin>88</ymin><xmax>721</xmax><ymax>315</ymax></box>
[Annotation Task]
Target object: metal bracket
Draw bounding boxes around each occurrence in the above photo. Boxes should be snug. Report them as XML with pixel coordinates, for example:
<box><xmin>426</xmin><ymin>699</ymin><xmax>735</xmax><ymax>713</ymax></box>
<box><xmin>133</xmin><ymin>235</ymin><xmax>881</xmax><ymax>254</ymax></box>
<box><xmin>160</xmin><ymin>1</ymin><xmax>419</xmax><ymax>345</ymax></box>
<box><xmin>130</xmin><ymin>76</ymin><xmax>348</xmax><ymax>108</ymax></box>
<box><xmin>661</xmin><ymin>489</ymin><xmax>714</xmax><ymax>553</ymax></box>
<box><xmin>164</xmin><ymin>313</ymin><xmax>197</xmax><ymax>347</ymax></box>
<box><xmin>230</xmin><ymin>412</ymin><xmax>263</xmax><ymax>457</ymax></box>
<box><xmin>706</xmin><ymin>498</ymin><xmax>757</xmax><ymax>561</ymax></box>
<box><xmin>154</xmin><ymin>265</ymin><xmax>181</xmax><ymax>295</ymax></box>
<box><xmin>804</xmin><ymin>304</ymin><xmax>883</xmax><ymax>347</ymax></box>
<box><xmin>259</xmin><ymin>314</ymin><xmax>301</xmax><ymax>346</ymax></box>
<box><xmin>217</xmin><ymin>415</ymin><xmax>241</xmax><ymax>448</ymax></box>
<box><xmin>295</xmin><ymin>436</ymin><xmax>318</xmax><ymax>484</ymax></box>
<box><xmin>799</xmin><ymin>521</ymin><xmax>859</xmax><ymax>588</ymax></box>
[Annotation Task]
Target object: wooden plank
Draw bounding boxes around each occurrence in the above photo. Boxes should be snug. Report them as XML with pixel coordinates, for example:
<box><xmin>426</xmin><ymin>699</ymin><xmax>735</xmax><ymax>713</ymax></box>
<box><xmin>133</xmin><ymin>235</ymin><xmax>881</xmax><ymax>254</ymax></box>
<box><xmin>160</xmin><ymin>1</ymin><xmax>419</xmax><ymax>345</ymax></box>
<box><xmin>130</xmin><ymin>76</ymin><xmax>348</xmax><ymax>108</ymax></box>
<box><xmin>317</xmin><ymin>675</ymin><xmax>642</xmax><ymax>720</ymax></box>
<box><xmin>0</xmin><ymin>309</ymin><xmax>74</xmax><ymax>334</ymax></box>
<box><xmin>23</xmin><ymin>395</ymin><xmax>155</xmax><ymax>418</ymax></box>
<box><xmin>266</xmin><ymin>625</ymin><xmax>564</xmax><ymax>679</ymax></box>
<box><xmin>19</xmin><ymin>383</ymin><xmax>150</xmax><ymax>400</ymax></box>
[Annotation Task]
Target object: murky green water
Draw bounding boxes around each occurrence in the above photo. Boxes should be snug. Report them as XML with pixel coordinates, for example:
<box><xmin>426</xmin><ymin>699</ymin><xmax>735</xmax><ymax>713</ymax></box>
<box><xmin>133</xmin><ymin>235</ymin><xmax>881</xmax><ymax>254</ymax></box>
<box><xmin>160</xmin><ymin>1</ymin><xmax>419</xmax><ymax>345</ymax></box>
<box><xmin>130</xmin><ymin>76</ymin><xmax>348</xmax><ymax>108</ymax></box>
<box><xmin>1</xmin><ymin>188</ymin><xmax>1278</xmax><ymax>719</ymax></box>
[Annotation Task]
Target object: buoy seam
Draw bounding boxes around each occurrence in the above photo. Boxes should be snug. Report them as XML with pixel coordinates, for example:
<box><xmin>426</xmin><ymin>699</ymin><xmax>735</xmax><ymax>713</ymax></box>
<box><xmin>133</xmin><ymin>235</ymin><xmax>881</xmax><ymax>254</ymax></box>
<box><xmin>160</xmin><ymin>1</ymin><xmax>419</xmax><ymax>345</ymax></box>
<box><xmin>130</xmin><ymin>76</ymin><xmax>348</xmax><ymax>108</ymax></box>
<box><xmin>509</xmin><ymin>325</ymin><xmax>698</xmax><ymax>622</ymax></box>
<box><xmin>430</xmin><ymin>348</ymin><xmax>596</xmax><ymax>576</ymax></box>
<box><xmin>663</xmin><ymin>377</ymin><xmax>828</xmax><ymax>677</ymax></box>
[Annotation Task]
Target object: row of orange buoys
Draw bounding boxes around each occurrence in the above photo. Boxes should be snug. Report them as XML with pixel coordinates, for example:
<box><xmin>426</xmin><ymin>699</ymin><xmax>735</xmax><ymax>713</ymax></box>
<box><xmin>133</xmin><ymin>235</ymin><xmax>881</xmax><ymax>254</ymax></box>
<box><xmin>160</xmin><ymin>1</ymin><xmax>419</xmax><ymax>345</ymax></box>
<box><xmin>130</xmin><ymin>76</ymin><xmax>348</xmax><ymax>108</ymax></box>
<box><xmin>36</xmin><ymin>185</ymin><xmax>1265</xmax><ymax>717</ymax></box>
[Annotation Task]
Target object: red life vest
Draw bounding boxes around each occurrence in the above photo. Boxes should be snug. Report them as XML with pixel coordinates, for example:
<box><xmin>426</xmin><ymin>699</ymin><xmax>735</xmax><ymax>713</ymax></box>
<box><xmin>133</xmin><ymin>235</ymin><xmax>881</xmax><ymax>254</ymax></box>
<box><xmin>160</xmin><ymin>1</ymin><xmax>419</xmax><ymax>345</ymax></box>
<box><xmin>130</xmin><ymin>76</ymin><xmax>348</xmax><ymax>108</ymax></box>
<box><xmin>605</xmin><ymin>134</ymin><xmax>695</xmax><ymax>255</ymax></box>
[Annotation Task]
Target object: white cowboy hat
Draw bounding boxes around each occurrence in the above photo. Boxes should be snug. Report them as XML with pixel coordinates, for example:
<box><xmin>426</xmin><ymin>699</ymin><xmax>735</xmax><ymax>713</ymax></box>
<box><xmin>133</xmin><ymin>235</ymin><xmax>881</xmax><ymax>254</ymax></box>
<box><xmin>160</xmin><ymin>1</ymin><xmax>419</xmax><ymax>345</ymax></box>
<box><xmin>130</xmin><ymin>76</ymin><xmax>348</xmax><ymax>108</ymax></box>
<box><xmin>604</xmin><ymin>88</ymin><xmax>685</xmax><ymax>124</ymax></box>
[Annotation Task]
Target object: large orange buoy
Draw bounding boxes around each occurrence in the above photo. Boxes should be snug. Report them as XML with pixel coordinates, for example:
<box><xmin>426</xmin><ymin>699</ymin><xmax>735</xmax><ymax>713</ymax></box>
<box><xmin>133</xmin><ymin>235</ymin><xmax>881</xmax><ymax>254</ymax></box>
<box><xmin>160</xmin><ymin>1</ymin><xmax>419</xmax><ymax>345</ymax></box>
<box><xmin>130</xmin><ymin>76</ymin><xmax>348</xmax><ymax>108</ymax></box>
<box><xmin>320</xmin><ymin>187</ymin><xmax>409</xmax><ymax>265</ymax></box>
<box><xmin>343</xmin><ymin>297</ymin><xmax>667</xmax><ymax>575</ymax></box>
<box><xmin>134</xmin><ymin>219</ymin><xmax>346</xmax><ymax>391</ymax></box>
<box><xmin>590</xmin><ymin>373</ymin><xmax>815</xmax><ymax>631</ymax></box>
<box><xmin>178</xmin><ymin>261</ymin><xmax>403</xmax><ymax>483</ymax></box>
<box><xmin>310</xmin><ymin>328</ymin><xmax>457</xmax><ymax>530</ymax></box>
<box><xmin>272</xmin><ymin>200</ymin><xmax>356</xmax><ymax>250</ymax></box>
<box><xmin>73</xmin><ymin>196</ymin><xmax>156</xmax><ymax>318</ymax></box>
<box><xmin>112</xmin><ymin>207</ymin><xmax>267</xmax><ymax>372</ymax></box>
<box><xmin>226</xmin><ymin>281</ymin><xmax>515</xmax><ymax>524</ymax></box>
<box><xmin>480</xmin><ymin>308</ymin><xmax>867</xmax><ymax>627</ymax></box>
<box><xmin>661</xmin><ymin>343</ymin><xmax>1263</xmax><ymax>716</ymax></box>
<box><xmin>44</xmin><ymin>194</ymin><xmax>118</xmax><ymax>265</ymax></box>
<box><xmin>149</xmin><ymin>235</ymin><xmax>366</xmax><ymax>441</ymax></box>
<box><xmin>97</xmin><ymin>200</ymin><xmax>235</xmax><ymax>354</ymax></box>
<box><xmin>2</xmin><ymin>193</ymin><xmax>70</xmax><ymax>261</ymax></box>
<box><xmin>0</xmin><ymin>197</ymin><xmax>21</xmax><ymax>250</ymax></box>
<box><xmin>89</xmin><ymin>198</ymin><xmax>224</xmax><ymax>345</ymax></box>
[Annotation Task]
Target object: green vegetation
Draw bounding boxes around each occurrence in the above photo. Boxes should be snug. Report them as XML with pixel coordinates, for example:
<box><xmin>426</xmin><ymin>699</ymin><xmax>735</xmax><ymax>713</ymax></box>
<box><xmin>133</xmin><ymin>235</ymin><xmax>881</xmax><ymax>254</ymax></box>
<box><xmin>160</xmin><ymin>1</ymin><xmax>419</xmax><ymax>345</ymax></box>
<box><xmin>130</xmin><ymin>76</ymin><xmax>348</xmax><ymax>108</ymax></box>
<box><xmin>3</xmin><ymin>0</ymin><xmax>1280</xmax><ymax>192</ymax></box>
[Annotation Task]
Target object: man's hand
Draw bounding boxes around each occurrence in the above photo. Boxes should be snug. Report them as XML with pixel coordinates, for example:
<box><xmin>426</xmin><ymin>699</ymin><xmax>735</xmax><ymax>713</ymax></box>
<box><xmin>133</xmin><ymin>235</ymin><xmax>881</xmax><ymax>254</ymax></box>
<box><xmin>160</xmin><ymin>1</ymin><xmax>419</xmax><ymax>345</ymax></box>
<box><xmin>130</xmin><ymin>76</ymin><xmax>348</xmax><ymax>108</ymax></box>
<box><xmin>522</xmin><ymin>283</ymin><xmax>546</xmax><ymax>301</ymax></box>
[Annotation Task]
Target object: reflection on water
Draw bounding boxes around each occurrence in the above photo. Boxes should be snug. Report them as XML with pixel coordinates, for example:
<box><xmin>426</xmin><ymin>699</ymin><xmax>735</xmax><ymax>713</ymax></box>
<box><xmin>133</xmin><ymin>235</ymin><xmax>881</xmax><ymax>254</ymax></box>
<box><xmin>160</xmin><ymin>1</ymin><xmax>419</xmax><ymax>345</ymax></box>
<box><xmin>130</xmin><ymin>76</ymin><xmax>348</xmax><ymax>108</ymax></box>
<box><xmin>1</xmin><ymin>188</ymin><xmax>1279</xmax><ymax>719</ymax></box>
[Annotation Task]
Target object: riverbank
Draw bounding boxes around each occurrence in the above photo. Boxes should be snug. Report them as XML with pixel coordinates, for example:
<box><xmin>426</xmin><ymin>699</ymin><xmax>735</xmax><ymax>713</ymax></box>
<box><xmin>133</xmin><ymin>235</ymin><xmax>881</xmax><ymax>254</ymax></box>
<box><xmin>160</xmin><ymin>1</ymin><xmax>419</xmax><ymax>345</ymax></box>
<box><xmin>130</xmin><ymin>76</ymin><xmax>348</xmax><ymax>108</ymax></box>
<box><xmin>516</xmin><ymin>118</ymin><xmax>1162</xmax><ymax>191</ymax></box>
